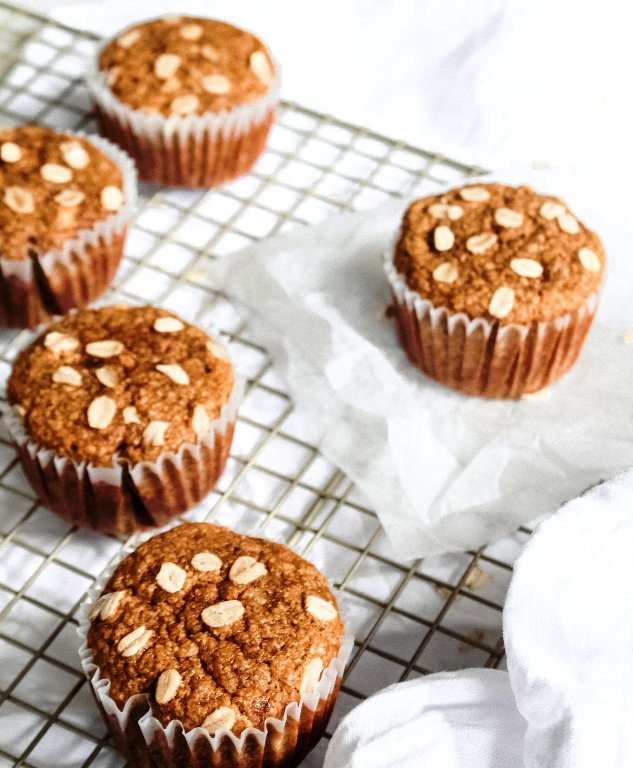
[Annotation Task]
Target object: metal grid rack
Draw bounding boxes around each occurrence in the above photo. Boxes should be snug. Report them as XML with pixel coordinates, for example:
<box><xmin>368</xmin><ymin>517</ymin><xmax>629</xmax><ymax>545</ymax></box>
<box><xmin>0</xmin><ymin>4</ymin><xmax>532</xmax><ymax>767</ymax></box>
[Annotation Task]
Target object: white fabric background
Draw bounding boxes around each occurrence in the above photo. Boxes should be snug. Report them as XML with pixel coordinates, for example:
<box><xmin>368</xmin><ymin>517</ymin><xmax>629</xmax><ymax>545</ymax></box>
<box><xmin>324</xmin><ymin>471</ymin><xmax>633</xmax><ymax>768</ymax></box>
<box><xmin>25</xmin><ymin>0</ymin><xmax>632</xmax><ymax>171</ymax></box>
<box><xmin>9</xmin><ymin>3</ymin><xmax>632</xmax><ymax>765</ymax></box>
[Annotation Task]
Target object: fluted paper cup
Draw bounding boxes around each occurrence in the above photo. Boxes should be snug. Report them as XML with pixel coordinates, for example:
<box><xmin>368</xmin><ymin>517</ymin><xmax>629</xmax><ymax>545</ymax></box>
<box><xmin>77</xmin><ymin>543</ymin><xmax>354</xmax><ymax>768</ymax></box>
<box><xmin>0</xmin><ymin>132</ymin><xmax>136</xmax><ymax>329</ymax></box>
<box><xmin>85</xmin><ymin>24</ymin><xmax>280</xmax><ymax>188</ymax></box>
<box><xmin>384</xmin><ymin>250</ymin><xmax>599</xmax><ymax>399</ymax></box>
<box><xmin>1</xmin><ymin>360</ymin><xmax>242</xmax><ymax>536</ymax></box>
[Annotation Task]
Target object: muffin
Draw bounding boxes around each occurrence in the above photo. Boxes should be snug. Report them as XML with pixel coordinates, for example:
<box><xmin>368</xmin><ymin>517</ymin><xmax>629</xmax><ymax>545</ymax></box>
<box><xmin>86</xmin><ymin>16</ymin><xmax>279</xmax><ymax>188</ymax></box>
<box><xmin>79</xmin><ymin>523</ymin><xmax>353</xmax><ymax>768</ymax></box>
<box><xmin>385</xmin><ymin>182</ymin><xmax>605</xmax><ymax>398</ymax></box>
<box><xmin>3</xmin><ymin>305</ymin><xmax>239</xmax><ymax>535</ymax></box>
<box><xmin>0</xmin><ymin>125</ymin><xmax>135</xmax><ymax>328</ymax></box>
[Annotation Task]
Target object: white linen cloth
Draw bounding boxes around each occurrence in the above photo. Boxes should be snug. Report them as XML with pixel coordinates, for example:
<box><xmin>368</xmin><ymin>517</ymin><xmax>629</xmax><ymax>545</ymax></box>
<box><xmin>505</xmin><ymin>474</ymin><xmax>633</xmax><ymax>768</ymax></box>
<box><xmin>211</xmin><ymin>168</ymin><xmax>633</xmax><ymax>559</ymax></box>
<box><xmin>324</xmin><ymin>471</ymin><xmax>633</xmax><ymax>768</ymax></box>
<box><xmin>324</xmin><ymin>670</ymin><xmax>525</xmax><ymax>768</ymax></box>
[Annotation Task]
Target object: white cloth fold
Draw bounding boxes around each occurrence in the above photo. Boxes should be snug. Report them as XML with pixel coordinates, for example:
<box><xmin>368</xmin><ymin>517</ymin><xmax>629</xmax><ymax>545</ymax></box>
<box><xmin>505</xmin><ymin>475</ymin><xmax>633</xmax><ymax>768</ymax></box>
<box><xmin>211</xmin><ymin>168</ymin><xmax>633</xmax><ymax>559</ymax></box>
<box><xmin>324</xmin><ymin>670</ymin><xmax>525</xmax><ymax>768</ymax></box>
<box><xmin>323</xmin><ymin>471</ymin><xmax>633</xmax><ymax>768</ymax></box>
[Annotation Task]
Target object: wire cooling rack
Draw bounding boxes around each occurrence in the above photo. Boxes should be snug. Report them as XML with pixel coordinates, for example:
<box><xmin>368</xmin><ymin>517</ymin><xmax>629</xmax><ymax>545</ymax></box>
<box><xmin>0</xmin><ymin>4</ymin><xmax>533</xmax><ymax>767</ymax></box>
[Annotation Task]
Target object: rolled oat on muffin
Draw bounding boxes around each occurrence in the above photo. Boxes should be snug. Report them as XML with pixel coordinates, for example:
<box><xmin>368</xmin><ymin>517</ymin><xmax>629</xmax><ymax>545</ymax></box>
<box><xmin>4</xmin><ymin>305</ymin><xmax>239</xmax><ymax>535</ymax></box>
<box><xmin>80</xmin><ymin>522</ymin><xmax>352</xmax><ymax>768</ymax></box>
<box><xmin>385</xmin><ymin>182</ymin><xmax>605</xmax><ymax>398</ymax></box>
<box><xmin>0</xmin><ymin>125</ymin><xmax>135</xmax><ymax>328</ymax></box>
<box><xmin>87</xmin><ymin>16</ymin><xmax>279</xmax><ymax>187</ymax></box>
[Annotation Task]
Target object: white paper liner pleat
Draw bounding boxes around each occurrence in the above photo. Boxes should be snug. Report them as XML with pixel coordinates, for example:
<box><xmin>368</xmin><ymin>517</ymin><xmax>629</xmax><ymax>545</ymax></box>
<box><xmin>76</xmin><ymin>537</ymin><xmax>354</xmax><ymax>761</ymax></box>
<box><xmin>2</xmin><ymin>373</ymin><xmax>241</xmax><ymax>479</ymax></box>
<box><xmin>85</xmin><ymin>19</ymin><xmax>281</xmax><ymax>154</ymax></box>
<box><xmin>1</xmin><ymin>331</ymin><xmax>242</xmax><ymax>532</ymax></box>
<box><xmin>0</xmin><ymin>130</ymin><xmax>137</xmax><ymax>291</ymax></box>
<box><xmin>383</xmin><ymin>249</ymin><xmax>599</xmax><ymax>398</ymax></box>
<box><xmin>383</xmin><ymin>249</ymin><xmax>598</xmax><ymax>341</ymax></box>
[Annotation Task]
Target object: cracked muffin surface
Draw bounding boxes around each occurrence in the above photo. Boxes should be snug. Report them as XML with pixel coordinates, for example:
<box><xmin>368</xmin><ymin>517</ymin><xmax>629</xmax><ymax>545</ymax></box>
<box><xmin>0</xmin><ymin>125</ymin><xmax>124</xmax><ymax>260</ymax></box>
<box><xmin>7</xmin><ymin>304</ymin><xmax>234</xmax><ymax>466</ymax></box>
<box><xmin>394</xmin><ymin>182</ymin><xmax>605</xmax><ymax>324</ymax></box>
<box><xmin>87</xmin><ymin>523</ymin><xmax>344</xmax><ymax>735</ymax></box>
<box><xmin>99</xmin><ymin>16</ymin><xmax>276</xmax><ymax>117</ymax></box>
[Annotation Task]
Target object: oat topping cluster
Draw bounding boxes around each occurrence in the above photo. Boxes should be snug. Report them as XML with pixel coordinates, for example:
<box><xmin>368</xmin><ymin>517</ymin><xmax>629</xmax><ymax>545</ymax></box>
<box><xmin>99</xmin><ymin>17</ymin><xmax>276</xmax><ymax>117</ymax></box>
<box><xmin>393</xmin><ymin>182</ymin><xmax>605</xmax><ymax>324</ymax></box>
<box><xmin>7</xmin><ymin>305</ymin><xmax>234</xmax><ymax>466</ymax></box>
<box><xmin>0</xmin><ymin>125</ymin><xmax>125</xmax><ymax>259</ymax></box>
<box><xmin>87</xmin><ymin>523</ymin><xmax>343</xmax><ymax>735</ymax></box>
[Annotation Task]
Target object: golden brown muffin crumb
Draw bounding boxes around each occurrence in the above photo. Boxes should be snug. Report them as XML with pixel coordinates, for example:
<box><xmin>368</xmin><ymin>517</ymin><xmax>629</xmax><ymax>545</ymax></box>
<box><xmin>0</xmin><ymin>125</ymin><xmax>123</xmax><ymax>260</ymax></box>
<box><xmin>8</xmin><ymin>305</ymin><xmax>234</xmax><ymax>466</ymax></box>
<box><xmin>99</xmin><ymin>17</ymin><xmax>275</xmax><ymax>117</ymax></box>
<box><xmin>87</xmin><ymin>523</ymin><xmax>343</xmax><ymax>734</ymax></box>
<box><xmin>393</xmin><ymin>183</ymin><xmax>605</xmax><ymax>324</ymax></box>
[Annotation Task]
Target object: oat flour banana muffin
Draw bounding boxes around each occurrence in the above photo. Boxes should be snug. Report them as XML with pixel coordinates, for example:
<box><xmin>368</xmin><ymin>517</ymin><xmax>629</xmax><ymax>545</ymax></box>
<box><xmin>0</xmin><ymin>125</ymin><xmax>135</xmax><ymax>327</ymax></box>
<box><xmin>81</xmin><ymin>523</ymin><xmax>351</xmax><ymax>768</ymax></box>
<box><xmin>88</xmin><ymin>15</ymin><xmax>279</xmax><ymax>187</ymax></box>
<box><xmin>4</xmin><ymin>305</ymin><xmax>238</xmax><ymax>534</ymax></box>
<box><xmin>385</xmin><ymin>182</ymin><xmax>605</xmax><ymax>398</ymax></box>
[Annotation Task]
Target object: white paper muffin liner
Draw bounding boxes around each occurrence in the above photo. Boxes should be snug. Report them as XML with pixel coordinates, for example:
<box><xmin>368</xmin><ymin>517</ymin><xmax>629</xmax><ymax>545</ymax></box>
<box><xmin>1</xmin><ymin>338</ymin><xmax>243</xmax><ymax>535</ymax></box>
<box><xmin>77</xmin><ymin>536</ymin><xmax>354</xmax><ymax>768</ymax></box>
<box><xmin>0</xmin><ymin>130</ymin><xmax>137</xmax><ymax>328</ymax></box>
<box><xmin>383</xmin><ymin>250</ymin><xmax>600</xmax><ymax>398</ymax></box>
<box><xmin>85</xmin><ymin>19</ymin><xmax>281</xmax><ymax>188</ymax></box>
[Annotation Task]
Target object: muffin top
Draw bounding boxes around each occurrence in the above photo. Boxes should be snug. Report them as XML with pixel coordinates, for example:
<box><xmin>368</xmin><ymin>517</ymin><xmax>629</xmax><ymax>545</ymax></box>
<box><xmin>393</xmin><ymin>182</ymin><xmax>605</xmax><ymax>324</ymax></box>
<box><xmin>0</xmin><ymin>125</ymin><xmax>124</xmax><ymax>260</ymax></box>
<box><xmin>7</xmin><ymin>305</ymin><xmax>234</xmax><ymax>466</ymax></box>
<box><xmin>99</xmin><ymin>16</ymin><xmax>276</xmax><ymax>117</ymax></box>
<box><xmin>87</xmin><ymin>523</ymin><xmax>344</xmax><ymax>735</ymax></box>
